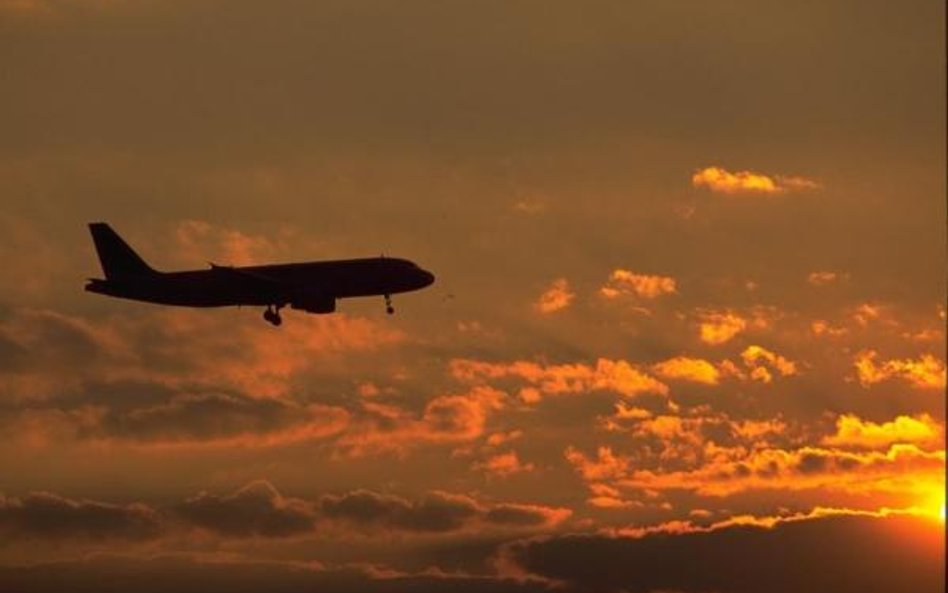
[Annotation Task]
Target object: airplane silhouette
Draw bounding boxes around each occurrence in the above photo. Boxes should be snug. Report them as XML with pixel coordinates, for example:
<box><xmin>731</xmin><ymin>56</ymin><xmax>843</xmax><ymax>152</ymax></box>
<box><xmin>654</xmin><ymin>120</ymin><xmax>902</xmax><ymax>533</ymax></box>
<box><xmin>85</xmin><ymin>223</ymin><xmax>435</xmax><ymax>326</ymax></box>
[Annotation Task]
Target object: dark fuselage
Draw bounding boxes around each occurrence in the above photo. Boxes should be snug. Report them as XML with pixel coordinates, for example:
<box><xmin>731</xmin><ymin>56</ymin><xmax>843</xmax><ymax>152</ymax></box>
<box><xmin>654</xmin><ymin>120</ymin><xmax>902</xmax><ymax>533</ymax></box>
<box><xmin>86</xmin><ymin>257</ymin><xmax>435</xmax><ymax>309</ymax></box>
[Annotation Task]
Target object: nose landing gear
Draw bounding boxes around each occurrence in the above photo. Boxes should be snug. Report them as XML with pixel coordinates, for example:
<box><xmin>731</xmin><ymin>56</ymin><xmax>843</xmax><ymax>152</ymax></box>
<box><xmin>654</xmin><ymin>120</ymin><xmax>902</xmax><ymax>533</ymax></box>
<box><xmin>384</xmin><ymin>294</ymin><xmax>394</xmax><ymax>315</ymax></box>
<box><xmin>263</xmin><ymin>304</ymin><xmax>283</xmax><ymax>326</ymax></box>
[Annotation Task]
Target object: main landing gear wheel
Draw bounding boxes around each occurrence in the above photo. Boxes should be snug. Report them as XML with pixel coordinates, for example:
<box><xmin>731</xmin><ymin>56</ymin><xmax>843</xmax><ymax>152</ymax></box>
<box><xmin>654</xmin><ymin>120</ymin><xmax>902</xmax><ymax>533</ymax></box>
<box><xmin>384</xmin><ymin>294</ymin><xmax>395</xmax><ymax>315</ymax></box>
<box><xmin>263</xmin><ymin>305</ymin><xmax>283</xmax><ymax>326</ymax></box>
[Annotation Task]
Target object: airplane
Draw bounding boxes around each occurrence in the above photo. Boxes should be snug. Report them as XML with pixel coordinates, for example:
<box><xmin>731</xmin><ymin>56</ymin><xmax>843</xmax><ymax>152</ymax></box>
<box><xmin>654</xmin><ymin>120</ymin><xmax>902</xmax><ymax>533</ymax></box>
<box><xmin>85</xmin><ymin>222</ymin><xmax>435</xmax><ymax>326</ymax></box>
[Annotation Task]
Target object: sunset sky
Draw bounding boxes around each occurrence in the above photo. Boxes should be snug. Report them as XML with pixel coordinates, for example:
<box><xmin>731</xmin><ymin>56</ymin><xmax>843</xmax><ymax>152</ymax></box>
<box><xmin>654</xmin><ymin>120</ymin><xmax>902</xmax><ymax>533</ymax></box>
<box><xmin>0</xmin><ymin>1</ymin><xmax>945</xmax><ymax>591</ymax></box>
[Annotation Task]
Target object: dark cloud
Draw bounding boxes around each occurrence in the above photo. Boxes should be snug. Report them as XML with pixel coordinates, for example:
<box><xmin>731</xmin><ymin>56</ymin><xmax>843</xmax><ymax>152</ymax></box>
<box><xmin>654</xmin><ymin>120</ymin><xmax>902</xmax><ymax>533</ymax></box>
<box><xmin>0</xmin><ymin>482</ymin><xmax>569</xmax><ymax>545</ymax></box>
<box><xmin>174</xmin><ymin>480</ymin><xmax>315</xmax><ymax>537</ymax></box>
<box><xmin>319</xmin><ymin>489</ymin><xmax>569</xmax><ymax>533</ymax></box>
<box><xmin>0</xmin><ymin>554</ymin><xmax>551</xmax><ymax>593</ymax></box>
<box><xmin>483</xmin><ymin>505</ymin><xmax>559</xmax><ymax>528</ymax></box>
<box><xmin>503</xmin><ymin>513</ymin><xmax>945</xmax><ymax>593</ymax></box>
<box><xmin>0</xmin><ymin>309</ymin><xmax>120</xmax><ymax>371</ymax></box>
<box><xmin>94</xmin><ymin>392</ymin><xmax>342</xmax><ymax>444</ymax></box>
<box><xmin>320</xmin><ymin>490</ymin><xmax>480</xmax><ymax>533</ymax></box>
<box><xmin>0</xmin><ymin>492</ymin><xmax>162</xmax><ymax>541</ymax></box>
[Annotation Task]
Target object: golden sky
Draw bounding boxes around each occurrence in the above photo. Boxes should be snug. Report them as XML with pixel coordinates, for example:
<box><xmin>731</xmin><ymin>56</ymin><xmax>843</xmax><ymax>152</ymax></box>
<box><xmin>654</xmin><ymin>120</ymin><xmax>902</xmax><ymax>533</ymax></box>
<box><xmin>0</xmin><ymin>1</ymin><xmax>944</xmax><ymax>591</ymax></box>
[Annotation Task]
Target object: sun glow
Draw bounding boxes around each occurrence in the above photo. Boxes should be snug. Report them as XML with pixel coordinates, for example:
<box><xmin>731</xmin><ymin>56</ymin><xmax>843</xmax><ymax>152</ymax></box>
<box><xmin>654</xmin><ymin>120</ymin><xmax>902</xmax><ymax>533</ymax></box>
<box><xmin>926</xmin><ymin>488</ymin><xmax>946</xmax><ymax>523</ymax></box>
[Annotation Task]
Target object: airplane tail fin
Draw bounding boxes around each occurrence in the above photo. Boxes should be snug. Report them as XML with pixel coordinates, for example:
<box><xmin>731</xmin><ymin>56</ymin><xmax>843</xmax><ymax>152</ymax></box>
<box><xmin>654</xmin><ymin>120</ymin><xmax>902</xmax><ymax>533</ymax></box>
<box><xmin>88</xmin><ymin>222</ymin><xmax>157</xmax><ymax>279</ymax></box>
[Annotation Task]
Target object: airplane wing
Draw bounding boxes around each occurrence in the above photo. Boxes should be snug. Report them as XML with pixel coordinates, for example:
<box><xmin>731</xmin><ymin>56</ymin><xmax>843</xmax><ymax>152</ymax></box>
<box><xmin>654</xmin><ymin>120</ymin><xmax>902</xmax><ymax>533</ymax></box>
<box><xmin>209</xmin><ymin>263</ymin><xmax>285</xmax><ymax>291</ymax></box>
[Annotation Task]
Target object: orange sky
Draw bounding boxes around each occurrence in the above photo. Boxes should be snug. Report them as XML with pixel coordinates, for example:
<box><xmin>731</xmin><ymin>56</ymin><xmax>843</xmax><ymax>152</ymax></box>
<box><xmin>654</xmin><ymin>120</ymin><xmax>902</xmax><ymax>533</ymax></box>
<box><xmin>0</xmin><ymin>1</ymin><xmax>944</xmax><ymax>591</ymax></box>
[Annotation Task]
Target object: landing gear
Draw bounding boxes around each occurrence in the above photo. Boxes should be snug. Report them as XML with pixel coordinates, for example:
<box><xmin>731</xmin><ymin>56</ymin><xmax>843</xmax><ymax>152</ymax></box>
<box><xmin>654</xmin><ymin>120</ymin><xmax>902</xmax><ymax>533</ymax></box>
<box><xmin>263</xmin><ymin>304</ymin><xmax>283</xmax><ymax>326</ymax></box>
<box><xmin>384</xmin><ymin>294</ymin><xmax>394</xmax><ymax>315</ymax></box>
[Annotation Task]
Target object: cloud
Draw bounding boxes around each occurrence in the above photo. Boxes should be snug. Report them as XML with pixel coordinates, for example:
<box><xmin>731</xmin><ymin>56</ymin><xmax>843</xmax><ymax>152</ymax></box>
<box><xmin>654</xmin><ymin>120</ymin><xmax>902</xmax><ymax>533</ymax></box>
<box><xmin>697</xmin><ymin>310</ymin><xmax>747</xmax><ymax>345</ymax></box>
<box><xmin>807</xmin><ymin>271</ymin><xmax>843</xmax><ymax>286</ymax></box>
<box><xmin>92</xmin><ymin>393</ymin><xmax>350</xmax><ymax>448</ymax></box>
<box><xmin>513</xmin><ymin>198</ymin><xmax>547</xmax><ymax>214</ymax></box>
<box><xmin>174</xmin><ymin>480</ymin><xmax>316</xmax><ymax>537</ymax></box>
<box><xmin>600</xmin><ymin>270</ymin><xmax>677</xmax><ymax>299</ymax></box>
<box><xmin>0</xmin><ymin>553</ymin><xmax>553</xmax><ymax>593</ymax></box>
<box><xmin>320</xmin><ymin>490</ymin><xmax>479</xmax><ymax>533</ymax></box>
<box><xmin>619</xmin><ymin>443</ymin><xmax>945</xmax><ymax>497</ymax></box>
<box><xmin>319</xmin><ymin>489</ymin><xmax>569</xmax><ymax>533</ymax></box>
<box><xmin>852</xmin><ymin>303</ymin><xmax>884</xmax><ymax>326</ymax></box>
<box><xmin>853</xmin><ymin>350</ymin><xmax>946</xmax><ymax>389</ymax></box>
<box><xmin>648</xmin><ymin>351</ymin><xmax>796</xmax><ymax>386</ymax></box>
<box><xmin>823</xmin><ymin>414</ymin><xmax>943</xmax><ymax>449</ymax></box>
<box><xmin>500</xmin><ymin>512</ymin><xmax>943</xmax><ymax>593</ymax></box>
<box><xmin>473</xmin><ymin>451</ymin><xmax>535</xmax><ymax>477</ymax></box>
<box><xmin>651</xmin><ymin>356</ymin><xmax>720</xmax><ymax>384</ymax></box>
<box><xmin>596</xmin><ymin>409</ymin><xmax>791</xmax><ymax>474</ymax></box>
<box><xmin>0</xmin><ymin>481</ymin><xmax>571</xmax><ymax>547</ymax></box>
<box><xmin>585</xmin><ymin>482</ymin><xmax>640</xmax><ymax>509</ymax></box>
<box><xmin>740</xmin><ymin>345</ymin><xmax>797</xmax><ymax>383</ymax></box>
<box><xmin>336</xmin><ymin>387</ymin><xmax>506</xmax><ymax>456</ymax></box>
<box><xmin>172</xmin><ymin>220</ymin><xmax>285</xmax><ymax>267</ymax></box>
<box><xmin>450</xmin><ymin>358</ymin><xmax>668</xmax><ymax>401</ymax></box>
<box><xmin>485</xmin><ymin>430</ymin><xmax>523</xmax><ymax>447</ymax></box>
<box><xmin>810</xmin><ymin>319</ymin><xmax>849</xmax><ymax>338</ymax></box>
<box><xmin>533</xmin><ymin>278</ymin><xmax>574</xmax><ymax>314</ymax></box>
<box><xmin>0</xmin><ymin>492</ymin><xmax>162</xmax><ymax>541</ymax></box>
<box><xmin>564</xmin><ymin>446</ymin><xmax>630</xmax><ymax>482</ymax></box>
<box><xmin>692</xmin><ymin>166</ymin><xmax>820</xmax><ymax>195</ymax></box>
<box><xmin>0</xmin><ymin>306</ymin><xmax>405</xmax><ymax>402</ymax></box>
<box><xmin>0</xmin><ymin>382</ymin><xmax>351</xmax><ymax>450</ymax></box>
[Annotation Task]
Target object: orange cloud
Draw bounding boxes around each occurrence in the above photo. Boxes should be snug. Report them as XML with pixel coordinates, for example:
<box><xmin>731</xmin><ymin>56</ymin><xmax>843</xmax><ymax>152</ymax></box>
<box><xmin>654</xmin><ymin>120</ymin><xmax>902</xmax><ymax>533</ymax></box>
<box><xmin>698</xmin><ymin>311</ymin><xmax>747</xmax><ymax>345</ymax></box>
<box><xmin>852</xmin><ymin>303</ymin><xmax>883</xmax><ymax>326</ymax></box>
<box><xmin>823</xmin><ymin>414</ymin><xmax>943</xmax><ymax>449</ymax></box>
<box><xmin>485</xmin><ymin>430</ymin><xmax>523</xmax><ymax>447</ymax></box>
<box><xmin>600</xmin><ymin>270</ymin><xmax>677</xmax><ymax>299</ymax></box>
<box><xmin>615</xmin><ymin>505</ymin><xmax>934</xmax><ymax>539</ymax></box>
<box><xmin>620</xmin><ymin>443</ymin><xmax>945</xmax><ymax>497</ymax></box>
<box><xmin>807</xmin><ymin>271</ymin><xmax>842</xmax><ymax>286</ymax></box>
<box><xmin>740</xmin><ymin>345</ymin><xmax>797</xmax><ymax>383</ymax></box>
<box><xmin>586</xmin><ymin>482</ymin><xmax>633</xmax><ymax>509</ymax></box>
<box><xmin>564</xmin><ymin>446</ymin><xmax>630</xmax><ymax>481</ymax></box>
<box><xmin>854</xmin><ymin>350</ymin><xmax>946</xmax><ymax>389</ymax></box>
<box><xmin>652</xmin><ymin>357</ymin><xmax>720</xmax><ymax>385</ymax></box>
<box><xmin>599</xmin><ymin>406</ymin><xmax>790</xmax><ymax>460</ymax></box>
<box><xmin>173</xmin><ymin>220</ymin><xmax>287</xmax><ymax>267</ymax></box>
<box><xmin>534</xmin><ymin>278</ymin><xmax>575</xmax><ymax>313</ymax></box>
<box><xmin>450</xmin><ymin>358</ymin><xmax>669</xmax><ymax>400</ymax></box>
<box><xmin>336</xmin><ymin>386</ymin><xmax>506</xmax><ymax>456</ymax></box>
<box><xmin>0</xmin><ymin>307</ymin><xmax>405</xmax><ymax>402</ymax></box>
<box><xmin>474</xmin><ymin>451</ymin><xmax>535</xmax><ymax>477</ymax></box>
<box><xmin>810</xmin><ymin>320</ymin><xmax>848</xmax><ymax>338</ymax></box>
<box><xmin>692</xmin><ymin>166</ymin><xmax>820</xmax><ymax>195</ymax></box>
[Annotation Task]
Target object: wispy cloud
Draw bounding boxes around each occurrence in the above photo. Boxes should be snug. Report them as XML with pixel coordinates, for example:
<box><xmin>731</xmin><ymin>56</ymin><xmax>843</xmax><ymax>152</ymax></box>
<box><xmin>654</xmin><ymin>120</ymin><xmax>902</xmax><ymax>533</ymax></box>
<box><xmin>807</xmin><ymin>271</ymin><xmax>844</xmax><ymax>286</ymax></box>
<box><xmin>473</xmin><ymin>451</ymin><xmax>535</xmax><ymax>477</ymax></box>
<box><xmin>534</xmin><ymin>278</ymin><xmax>574</xmax><ymax>313</ymax></box>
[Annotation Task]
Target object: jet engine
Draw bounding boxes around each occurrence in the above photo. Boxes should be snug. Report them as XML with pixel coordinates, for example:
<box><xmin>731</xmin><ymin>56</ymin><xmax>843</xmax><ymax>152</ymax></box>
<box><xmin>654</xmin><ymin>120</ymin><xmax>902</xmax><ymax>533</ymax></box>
<box><xmin>290</xmin><ymin>292</ymin><xmax>336</xmax><ymax>314</ymax></box>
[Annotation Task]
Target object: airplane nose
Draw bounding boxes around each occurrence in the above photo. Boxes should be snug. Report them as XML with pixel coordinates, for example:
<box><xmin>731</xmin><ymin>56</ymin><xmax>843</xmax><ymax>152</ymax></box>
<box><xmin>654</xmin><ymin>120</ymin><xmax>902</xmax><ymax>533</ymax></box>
<box><xmin>418</xmin><ymin>269</ymin><xmax>435</xmax><ymax>288</ymax></box>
